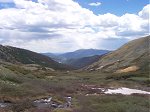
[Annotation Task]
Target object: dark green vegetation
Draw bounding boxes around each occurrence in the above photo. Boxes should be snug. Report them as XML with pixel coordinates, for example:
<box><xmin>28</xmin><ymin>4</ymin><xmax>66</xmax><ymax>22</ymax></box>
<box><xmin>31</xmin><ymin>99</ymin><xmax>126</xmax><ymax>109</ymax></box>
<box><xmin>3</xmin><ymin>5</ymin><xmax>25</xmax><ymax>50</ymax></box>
<box><xmin>0</xmin><ymin>62</ymin><xmax>149</xmax><ymax>112</ymax></box>
<box><xmin>0</xmin><ymin>45</ymin><xmax>70</xmax><ymax>70</ymax></box>
<box><xmin>75</xmin><ymin>95</ymin><xmax>149</xmax><ymax>112</ymax></box>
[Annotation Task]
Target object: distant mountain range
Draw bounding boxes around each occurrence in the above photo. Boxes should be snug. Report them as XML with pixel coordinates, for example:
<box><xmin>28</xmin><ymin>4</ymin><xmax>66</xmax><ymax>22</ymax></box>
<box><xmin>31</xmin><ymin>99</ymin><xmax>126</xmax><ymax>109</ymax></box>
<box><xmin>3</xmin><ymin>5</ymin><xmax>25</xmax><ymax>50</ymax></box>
<box><xmin>1</xmin><ymin>36</ymin><xmax>148</xmax><ymax>72</ymax></box>
<box><xmin>0</xmin><ymin>45</ymin><xmax>70</xmax><ymax>70</ymax></box>
<box><xmin>43</xmin><ymin>49</ymin><xmax>110</xmax><ymax>69</ymax></box>
<box><xmin>85</xmin><ymin>36</ymin><xmax>149</xmax><ymax>73</ymax></box>
<box><xmin>58</xmin><ymin>49</ymin><xmax>110</xmax><ymax>60</ymax></box>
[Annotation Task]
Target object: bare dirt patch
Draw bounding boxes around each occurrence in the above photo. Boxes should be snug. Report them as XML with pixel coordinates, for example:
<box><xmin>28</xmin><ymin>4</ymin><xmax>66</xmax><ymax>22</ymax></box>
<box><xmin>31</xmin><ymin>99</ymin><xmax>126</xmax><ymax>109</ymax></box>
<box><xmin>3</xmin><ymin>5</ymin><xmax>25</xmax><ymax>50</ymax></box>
<box><xmin>116</xmin><ymin>66</ymin><xmax>139</xmax><ymax>73</ymax></box>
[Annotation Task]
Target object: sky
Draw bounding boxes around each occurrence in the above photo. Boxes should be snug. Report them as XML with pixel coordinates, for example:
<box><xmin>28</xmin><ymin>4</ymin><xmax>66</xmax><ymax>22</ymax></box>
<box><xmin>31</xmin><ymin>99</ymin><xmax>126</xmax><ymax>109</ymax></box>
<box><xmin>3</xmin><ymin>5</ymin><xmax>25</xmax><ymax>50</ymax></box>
<box><xmin>0</xmin><ymin>0</ymin><xmax>149</xmax><ymax>53</ymax></box>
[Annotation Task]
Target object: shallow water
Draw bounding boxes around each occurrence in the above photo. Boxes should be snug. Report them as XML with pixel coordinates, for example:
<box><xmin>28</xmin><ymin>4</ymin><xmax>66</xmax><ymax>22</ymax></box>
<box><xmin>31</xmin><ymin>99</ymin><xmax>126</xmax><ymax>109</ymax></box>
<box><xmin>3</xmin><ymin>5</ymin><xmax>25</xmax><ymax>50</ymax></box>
<box><xmin>33</xmin><ymin>96</ymin><xmax>72</xmax><ymax>109</ymax></box>
<box><xmin>33</xmin><ymin>97</ymin><xmax>53</xmax><ymax>108</ymax></box>
<box><xmin>0</xmin><ymin>103</ymin><xmax>6</xmax><ymax>108</ymax></box>
<box><xmin>0</xmin><ymin>102</ymin><xmax>11</xmax><ymax>108</ymax></box>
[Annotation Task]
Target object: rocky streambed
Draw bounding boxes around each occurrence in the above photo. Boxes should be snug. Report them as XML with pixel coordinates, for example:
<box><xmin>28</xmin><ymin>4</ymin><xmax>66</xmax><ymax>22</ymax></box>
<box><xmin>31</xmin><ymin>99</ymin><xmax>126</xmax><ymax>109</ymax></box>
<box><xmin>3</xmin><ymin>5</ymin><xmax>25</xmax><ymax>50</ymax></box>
<box><xmin>0</xmin><ymin>86</ymin><xmax>150</xmax><ymax>110</ymax></box>
<box><xmin>0</xmin><ymin>101</ymin><xmax>12</xmax><ymax>108</ymax></box>
<box><xmin>33</xmin><ymin>96</ymin><xmax>72</xmax><ymax>109</ymax></box>
<box><xmin>0</xmin><ymin>96</ymin><xmax>72</xmax><ymax>110</ymax></box>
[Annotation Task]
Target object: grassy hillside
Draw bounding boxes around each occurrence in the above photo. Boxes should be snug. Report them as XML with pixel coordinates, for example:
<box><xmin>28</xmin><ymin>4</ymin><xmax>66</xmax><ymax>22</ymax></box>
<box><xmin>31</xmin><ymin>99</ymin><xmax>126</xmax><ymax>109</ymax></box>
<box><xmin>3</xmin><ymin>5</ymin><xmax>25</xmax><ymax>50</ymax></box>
<box><xmin>86</xmin><ymin>36</ymin><xmax>149</xmax><ymax>74</ymax></box>
<box><xmin>0</xmin><ymin>45</ymin><xmax>70</xmax><ymax>70</ymax></box>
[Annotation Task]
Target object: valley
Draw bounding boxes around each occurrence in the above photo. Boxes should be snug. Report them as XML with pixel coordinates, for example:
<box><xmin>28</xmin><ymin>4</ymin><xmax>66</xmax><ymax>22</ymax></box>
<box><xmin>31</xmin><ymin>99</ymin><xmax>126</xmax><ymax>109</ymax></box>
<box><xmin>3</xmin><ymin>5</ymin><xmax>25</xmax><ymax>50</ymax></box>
<box><xmin>0</xmin><ymin>0</ymin><xmax>149</xmax><ymax>112</ymax></box>
<box><xmin>0</xmin><ymin>36</ymin><xmax>149</xmax><ymax>112</ymax></box>
<box><xmin>0</xmin><ymin>62</ymin><xmax>149</xmax><ymax>112</ymax></box>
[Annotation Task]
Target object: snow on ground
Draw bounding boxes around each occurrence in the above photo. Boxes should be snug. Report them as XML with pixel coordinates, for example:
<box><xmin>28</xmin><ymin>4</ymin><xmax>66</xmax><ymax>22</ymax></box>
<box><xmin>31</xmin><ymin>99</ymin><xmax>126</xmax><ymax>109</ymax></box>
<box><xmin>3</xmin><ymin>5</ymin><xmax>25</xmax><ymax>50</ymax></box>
<box><xmin>104</xmin><ymin>87</ymin><xmax>150</xmax><ymax>95</ymax></box>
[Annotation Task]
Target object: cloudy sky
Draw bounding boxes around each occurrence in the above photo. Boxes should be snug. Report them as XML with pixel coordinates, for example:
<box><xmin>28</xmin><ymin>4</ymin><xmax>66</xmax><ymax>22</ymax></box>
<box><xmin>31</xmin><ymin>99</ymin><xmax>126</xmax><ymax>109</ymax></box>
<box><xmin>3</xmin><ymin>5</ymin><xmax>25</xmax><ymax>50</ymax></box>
<box><xmin>0</xmin><ymin>0</ymin><xmax>149</xmax><ymax>53</ymax></box>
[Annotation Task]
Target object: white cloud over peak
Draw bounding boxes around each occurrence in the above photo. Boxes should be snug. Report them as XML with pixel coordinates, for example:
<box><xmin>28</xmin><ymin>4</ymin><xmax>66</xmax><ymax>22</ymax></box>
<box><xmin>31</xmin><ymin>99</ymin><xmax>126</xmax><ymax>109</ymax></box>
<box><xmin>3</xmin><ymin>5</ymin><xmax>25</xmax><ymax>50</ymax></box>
<box><xmin>89</xmin><ymin>2</ymin><xmax>101</xmax><ymax>6</ymax></box>
<box><xmin>0</xmin><ymin>0</ymin><xmax>149</xmax><ymax>53</ymax></box>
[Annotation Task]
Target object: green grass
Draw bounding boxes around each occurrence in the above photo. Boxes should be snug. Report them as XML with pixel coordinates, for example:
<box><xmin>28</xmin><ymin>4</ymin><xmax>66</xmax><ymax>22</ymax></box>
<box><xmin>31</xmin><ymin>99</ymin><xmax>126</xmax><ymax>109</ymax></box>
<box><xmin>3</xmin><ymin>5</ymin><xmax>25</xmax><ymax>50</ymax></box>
<box><xmin>0</xmin><ymin>64</ymin><xmax>149</xmax><ymax>112</ymax></box>
<box><xmin>75</xmin><ymin>95</ymin><xmax>150</xmax><ymax>112</ymax></box>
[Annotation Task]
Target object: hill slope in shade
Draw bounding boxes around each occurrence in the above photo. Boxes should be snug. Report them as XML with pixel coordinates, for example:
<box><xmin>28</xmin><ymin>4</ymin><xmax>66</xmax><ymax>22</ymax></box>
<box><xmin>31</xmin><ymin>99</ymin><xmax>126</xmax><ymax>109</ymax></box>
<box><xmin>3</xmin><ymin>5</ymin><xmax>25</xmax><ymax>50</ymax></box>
<box><xmin>85</xmin><ymin>36</ymin><xmax>150</xmax><ymax>73</ymax></box>
<box><xmin>42</xmin><ymin>53</ymin><xmax>63</xmax><ymax>62</ymax></box>
<box><xmin>0</xmin><ymin>45</ymin><xmax>70</xmax><ymax>70</ymax></box>
<box><xmin>65</xmin><ymin>55</ymin><xmax>102</xmax><ymax>69</ymax></box>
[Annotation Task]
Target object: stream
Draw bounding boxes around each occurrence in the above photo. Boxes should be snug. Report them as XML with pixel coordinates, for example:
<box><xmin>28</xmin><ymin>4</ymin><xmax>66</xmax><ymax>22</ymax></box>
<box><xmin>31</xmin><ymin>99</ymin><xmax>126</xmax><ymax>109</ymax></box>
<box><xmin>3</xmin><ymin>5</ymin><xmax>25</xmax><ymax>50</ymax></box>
<box><xmin>33</xmin><ymin>96</ymin><xmax>72</xmax><ymax>109</ymax></box>
<box><xmin>0</xmin><ymin>87</ymin><xmax>150</xmax><ymax>109</ymax></box>
<box><xmin>0</xmin><ymin>96</ymin><xmax>72</xmax><ymax>110</ymax></box>
<box><xmin>0</xmin><ymin>102</ymin><xmax>11</xmax><ymax>108</ymax></box>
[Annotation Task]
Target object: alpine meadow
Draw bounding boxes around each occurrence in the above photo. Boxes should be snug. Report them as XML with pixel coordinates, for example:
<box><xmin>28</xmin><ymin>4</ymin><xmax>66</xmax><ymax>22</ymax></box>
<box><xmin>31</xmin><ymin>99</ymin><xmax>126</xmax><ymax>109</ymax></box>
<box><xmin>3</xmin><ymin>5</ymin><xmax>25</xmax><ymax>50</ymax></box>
<box><xmin>0</xmin><ymin>0</ymin><xmax>149</xmax><ymax>112</ymax></box>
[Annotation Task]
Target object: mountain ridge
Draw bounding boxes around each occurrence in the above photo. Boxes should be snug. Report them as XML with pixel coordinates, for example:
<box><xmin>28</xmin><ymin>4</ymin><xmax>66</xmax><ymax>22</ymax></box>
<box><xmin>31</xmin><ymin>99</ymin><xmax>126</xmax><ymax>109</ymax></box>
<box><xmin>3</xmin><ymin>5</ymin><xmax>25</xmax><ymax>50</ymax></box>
<box><xmin>58</xmin><ymin>49</ymin><xmax>110</xmax><ymax>60</ymax></box>
<box><xmin>43</xmin><ymin>49</ymin><xmax>110</xmax><ymax>63</ymax></box>
<box><xmin>0</xmin><ymin>45</ymin><xmax>71</xmax><ymax>70</ymax></box>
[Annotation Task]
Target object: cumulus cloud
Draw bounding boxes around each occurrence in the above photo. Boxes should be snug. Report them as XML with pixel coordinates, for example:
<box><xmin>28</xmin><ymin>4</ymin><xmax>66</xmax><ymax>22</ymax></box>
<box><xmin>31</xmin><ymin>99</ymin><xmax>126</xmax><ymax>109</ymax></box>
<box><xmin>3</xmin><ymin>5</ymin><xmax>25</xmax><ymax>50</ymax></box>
<box><xmin>0</xmin><ymin>0</ymin><xmax>149</xmax><ymax>53</ymax></box>
<box><xmin>88</xmin><ymin>2</ymin><xmax>101</xmax><ymax>6</ymax></box>
<box><xmin>139</xmin><ymin>4</ymin><xmax>149</xmax><ymax>19</ymax></box>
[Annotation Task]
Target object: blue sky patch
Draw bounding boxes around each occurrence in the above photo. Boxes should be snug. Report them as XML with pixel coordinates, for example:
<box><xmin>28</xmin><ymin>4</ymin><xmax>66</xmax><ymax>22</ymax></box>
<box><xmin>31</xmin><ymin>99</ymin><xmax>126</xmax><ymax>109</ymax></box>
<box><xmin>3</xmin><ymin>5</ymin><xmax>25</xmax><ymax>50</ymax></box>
<box><xmin>0</xmin><ymin>3</ymin><xmax>15</xmax><ymax>9</ymax></box>
<box><xmin>75</xmin><ymin>0</ymin><xmax>149</xmax><ymax>16</ymax></box>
